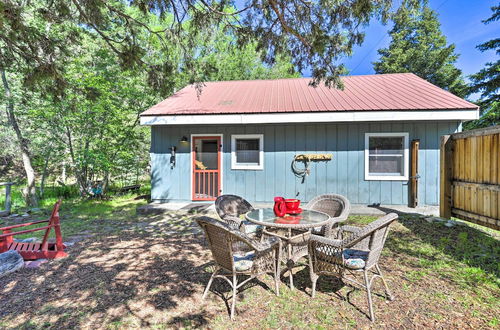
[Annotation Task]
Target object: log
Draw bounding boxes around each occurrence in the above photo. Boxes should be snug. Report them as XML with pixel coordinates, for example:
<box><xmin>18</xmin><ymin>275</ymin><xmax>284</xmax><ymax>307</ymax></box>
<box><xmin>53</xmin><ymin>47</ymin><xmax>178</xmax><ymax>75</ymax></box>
<box><xmin>0</xmin><ymin>250</ymin><xmax>24</xmax><ymax>278</ymax></box>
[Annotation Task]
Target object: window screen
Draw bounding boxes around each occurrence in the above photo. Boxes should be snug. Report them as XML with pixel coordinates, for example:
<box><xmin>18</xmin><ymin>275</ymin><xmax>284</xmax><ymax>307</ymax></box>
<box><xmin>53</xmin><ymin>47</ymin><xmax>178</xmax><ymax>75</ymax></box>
<box><xmin>367</xmin><ymin>135</ymin><xmax>406</xmax><ymax>177</ymax></box>
<box><xmin>231</xmin><ymin>134</ymin><xmax>263</xmax><ymax>170</ymax></box>
<box><xmin>235</xmin><ymin>138</ymin><xmax>260</xmax><ymax>164</ymax></box>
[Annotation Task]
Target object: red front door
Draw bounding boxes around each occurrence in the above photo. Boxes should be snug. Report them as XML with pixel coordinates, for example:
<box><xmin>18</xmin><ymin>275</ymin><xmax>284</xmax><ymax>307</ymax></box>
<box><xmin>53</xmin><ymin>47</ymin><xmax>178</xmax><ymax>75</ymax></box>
<box><xmin>192</xmin><ymin>136</ymin><xmax>221</xmax><ymax>201</ymax></box>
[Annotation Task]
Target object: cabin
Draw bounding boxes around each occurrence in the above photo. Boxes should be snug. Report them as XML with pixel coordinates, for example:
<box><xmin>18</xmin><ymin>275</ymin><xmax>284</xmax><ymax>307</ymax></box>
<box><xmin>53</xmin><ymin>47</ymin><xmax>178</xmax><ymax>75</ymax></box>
<box><xmin>140</xmin><ymin>73</ymin><xmax>478</xmax><ymax>207</ymax></box>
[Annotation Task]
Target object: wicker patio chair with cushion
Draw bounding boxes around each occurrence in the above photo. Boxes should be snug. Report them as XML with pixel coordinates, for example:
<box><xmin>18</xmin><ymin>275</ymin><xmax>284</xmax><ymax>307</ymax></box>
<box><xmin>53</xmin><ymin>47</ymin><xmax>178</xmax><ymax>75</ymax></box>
<box><xmin>305</xmin><ymin>194</ymin><xmax>350</xmax><ymax>237</ymax></box>
<box><xmin>196</xmin><ymin>216</ymin><xmax>282</xmax><ymax>320</ymax></box>
<box><xmin>308</xmin><ymin>213</ymin><xmax>398</xmax><ymax>322</ymax></box>
<box><xmin>215</xmin><ymin>195</ymin><xmax>260</xmax><ymax>236</ymax></box>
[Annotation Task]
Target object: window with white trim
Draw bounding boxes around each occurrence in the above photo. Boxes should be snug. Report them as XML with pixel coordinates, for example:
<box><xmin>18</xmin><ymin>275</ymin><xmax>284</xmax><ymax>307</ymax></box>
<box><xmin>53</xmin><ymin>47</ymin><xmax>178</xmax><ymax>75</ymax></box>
<box><xmin>231</xmin><ymin>134</ymin><xmax>264</xmax><ymax>170</ymax></box>
<box><xmin>365</xmin><ymin>133</ymin><xmax>409</xmax><ymax>180</ymax></box>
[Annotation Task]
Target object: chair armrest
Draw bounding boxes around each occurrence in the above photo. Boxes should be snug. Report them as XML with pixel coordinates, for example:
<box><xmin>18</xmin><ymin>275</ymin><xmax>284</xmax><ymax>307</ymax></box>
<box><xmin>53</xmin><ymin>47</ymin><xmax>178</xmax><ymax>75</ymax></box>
<box><xmin>222</xmin><ymin>215</ymin><xmax>244</xmax><ymax>229</ymax></box>
<box><xmin>0</xmin><ymin>219</ymin><xmax>49</xmax><ymax>231</ymax></box>
<box><xmin>339</xmin><ymin>225</ymin><xmax>362</xmax><ymax>233</ymax></box>
<box><xmin>309</xmin><ymin>234</ymin><xmax>343</xmax><ymax>248</ymax></box>
<box><xmin>251</xmin><ymin>235</ymin><xmax>281</xmax><ymax>253</ymax></box>
<box><xmin>0</xmin><ymin>225</ymin><xmax>50</xmax><ymax>239</ymax></box>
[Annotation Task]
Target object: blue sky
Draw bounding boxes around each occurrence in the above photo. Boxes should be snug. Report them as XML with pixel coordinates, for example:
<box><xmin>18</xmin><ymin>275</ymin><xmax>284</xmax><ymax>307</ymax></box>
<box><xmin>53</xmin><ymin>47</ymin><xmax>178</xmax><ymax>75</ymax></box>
<box><xmin>234</xmin><ymin>0</ymin><xmax>498</xmax><ymax>89</ymax></box>
<box><xmin>339</xmin><ymin>0</ymin><xmax>499</xmax><ymax>79</ymax></box>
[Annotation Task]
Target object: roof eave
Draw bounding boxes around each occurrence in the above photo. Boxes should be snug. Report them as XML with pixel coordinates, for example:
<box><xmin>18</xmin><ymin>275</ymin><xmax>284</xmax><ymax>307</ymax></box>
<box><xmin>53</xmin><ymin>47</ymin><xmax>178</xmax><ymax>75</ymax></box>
<box><xmin>140</xmin><ymin>109</ymin><xmax>479</xmax><ymax>125</ymax></box>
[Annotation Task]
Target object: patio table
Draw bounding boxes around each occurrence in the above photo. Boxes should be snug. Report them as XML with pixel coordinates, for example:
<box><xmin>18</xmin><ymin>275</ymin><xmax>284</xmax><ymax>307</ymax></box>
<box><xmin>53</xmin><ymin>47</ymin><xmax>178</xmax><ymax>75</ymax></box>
<box><xmin>245</xmin><ymin>208</ymin><xmax>331</xmax><ymax>289</ymax></box>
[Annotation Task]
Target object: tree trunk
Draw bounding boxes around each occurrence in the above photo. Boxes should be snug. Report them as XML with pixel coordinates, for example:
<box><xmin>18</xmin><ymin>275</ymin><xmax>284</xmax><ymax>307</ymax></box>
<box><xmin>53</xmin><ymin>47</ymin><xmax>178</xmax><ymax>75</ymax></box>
<box><xmin>61</xmin><ymin>160</ymin><xmax>66</xmax><ymax>184</ymax></box>
<box><xmin>65</xmin><ymin>124</ymin><xmax>89</xmax><ymax>196</ymax></box>
<box><xmin>40</xmin><ymin>147</ymin><xmax>52</xmax><ymax>198</ymax></box>
<box><xmin>1</xmin><ymin>69</ymin><xmax>38</xmax><ymax>207</ymax></box>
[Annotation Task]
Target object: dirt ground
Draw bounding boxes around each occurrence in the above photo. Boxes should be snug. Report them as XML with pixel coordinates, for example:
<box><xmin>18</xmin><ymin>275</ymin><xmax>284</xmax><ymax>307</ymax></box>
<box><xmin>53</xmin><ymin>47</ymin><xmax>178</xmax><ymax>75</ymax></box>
<box><xmin>0</xmin><ymin>208</ymin><xmax>499</xmax><ymax>329</ymax></box>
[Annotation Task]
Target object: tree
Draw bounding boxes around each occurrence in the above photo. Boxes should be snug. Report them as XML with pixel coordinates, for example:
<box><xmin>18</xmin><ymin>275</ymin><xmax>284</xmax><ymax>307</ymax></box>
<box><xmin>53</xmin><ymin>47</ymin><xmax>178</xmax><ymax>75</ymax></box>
<box><xmin>1</xmin><ymin>4</ymin><xmax>300</xmax><ymax>197</ymax></box>
<box><xmin>465</xmin><ymin>4</ymin><xmax>499</xmax><ymax>129</ymax></box>
<box><xmin>0</xmin><ymin>0</ymin><xmax>83</xmax><ymax>206</ymax></box>
<box><xmin>0</xmin><ymin>0</ymin><xmax>395</xmax><ymax>92</ymax></box>
<box><xmin>1</xmin><ymin>70</ymin><xmax>39</xmax><ymax>206</ymax></box>
<box><xmin>373</xmin><ymin>0</ymin><xmax>467</xmax><ymax>97</ymax></box>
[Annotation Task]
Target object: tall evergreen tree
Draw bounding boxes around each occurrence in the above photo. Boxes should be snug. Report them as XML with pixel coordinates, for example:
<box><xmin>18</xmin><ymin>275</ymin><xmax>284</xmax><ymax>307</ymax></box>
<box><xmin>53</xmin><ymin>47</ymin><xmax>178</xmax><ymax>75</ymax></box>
<box><xmin>466</xmin><ymin>4</ymin><xmax>499</xmax><ymax>128</ymax></box>
<box><xmin>373</xmin><ymin>0</ymin><xmax>467</xmax><ymax>97</ymax></box>
<box><xmin>0</xmin><ymin>0</ymin><xmax>395</xmax><ymax>92</ymax></box>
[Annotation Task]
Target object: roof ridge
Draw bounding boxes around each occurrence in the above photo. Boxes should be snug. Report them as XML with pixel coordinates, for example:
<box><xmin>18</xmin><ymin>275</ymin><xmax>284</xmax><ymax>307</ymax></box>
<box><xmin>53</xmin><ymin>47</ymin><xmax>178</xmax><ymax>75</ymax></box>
<box><xmin>193</xmin><ymin>72</ymin><xmax>418</xmax><ymax>84</ymax></box>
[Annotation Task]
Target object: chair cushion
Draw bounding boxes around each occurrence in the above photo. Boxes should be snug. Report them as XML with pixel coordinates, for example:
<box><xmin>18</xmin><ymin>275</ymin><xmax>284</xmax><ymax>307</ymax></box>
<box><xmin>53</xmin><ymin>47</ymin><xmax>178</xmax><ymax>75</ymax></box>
<box><xmin>342</xmin><ymin>249</ymin><xmax>368</xmax><ymax>270</ymax></box>
<box><xmin>234</xmin><ymin>251</ymin><xmax>254</xmax><ymax>271</ymax></box>
<box><xmin>315</xmin><ymin>246</ymin><xmax>368</xmax><ymax>270</ymax></box>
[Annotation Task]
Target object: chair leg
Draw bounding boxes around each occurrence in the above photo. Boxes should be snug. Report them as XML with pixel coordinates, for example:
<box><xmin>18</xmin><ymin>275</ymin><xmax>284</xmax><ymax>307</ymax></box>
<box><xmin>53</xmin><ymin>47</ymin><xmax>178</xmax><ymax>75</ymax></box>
<box><xmin>363</xmin><ymin>270</ymin><xmax>375</xmax><ymax>322</ymax></box>
<box><xmin>375</xmin><ymin>264</ymin><xmax>394</xmax><ymax>301</ymax></box>
<box><xmin>202</xmin><ymin>267</ymin><xmax>218</xmax><ymax>300</ymax></box>
<box><xmin>230</xmin><ymin>273</ymin><xmax>238</xmax><ymax>320</ymax></box>
<box><xmin>287</xmin><ymin>243</ymin><xmax>294</xmax><ymax>290</ymax></box>
<box><xmin>309</xmin><ymin>257</ymin><xmax>318</xmax><ymax>298</ymax></box>
<box><xmin>310</xmin><ymin>274</ymin><xmax>318</xmax><ymax>298</ymax></box>
<box><xmin>275</xmin><ymin>247</ymin><xmax>281</xmax><ymax>296</ymax></box>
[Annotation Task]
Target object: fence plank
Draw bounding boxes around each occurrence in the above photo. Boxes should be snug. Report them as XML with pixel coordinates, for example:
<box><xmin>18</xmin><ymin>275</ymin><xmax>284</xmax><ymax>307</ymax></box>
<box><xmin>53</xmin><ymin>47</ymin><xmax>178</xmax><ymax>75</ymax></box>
<box><xmin>442</xmin><ymin>125</ymin><xmax>500</xmax><ymax>230</ymax></box>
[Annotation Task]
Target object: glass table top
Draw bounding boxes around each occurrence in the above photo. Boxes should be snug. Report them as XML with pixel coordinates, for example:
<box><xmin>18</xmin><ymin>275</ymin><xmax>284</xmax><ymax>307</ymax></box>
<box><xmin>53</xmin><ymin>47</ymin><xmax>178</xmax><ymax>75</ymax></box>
<box><xmin>245</xmin><ymin>208</ymin><xmax>330</xmax><ymax>228</ymax></box>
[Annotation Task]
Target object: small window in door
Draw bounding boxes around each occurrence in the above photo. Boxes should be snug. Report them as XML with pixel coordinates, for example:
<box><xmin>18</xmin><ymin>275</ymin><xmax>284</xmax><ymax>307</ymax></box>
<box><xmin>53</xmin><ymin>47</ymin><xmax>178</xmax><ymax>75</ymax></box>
<box><xmin>231</xmin><ymin>134</ymin><xmax>264</xmax><ymax>170</ymax></box>
<box><xmin>365</xmin><ymin>133</ymin><xmax>409</xmax><ymax>180</ymax></box>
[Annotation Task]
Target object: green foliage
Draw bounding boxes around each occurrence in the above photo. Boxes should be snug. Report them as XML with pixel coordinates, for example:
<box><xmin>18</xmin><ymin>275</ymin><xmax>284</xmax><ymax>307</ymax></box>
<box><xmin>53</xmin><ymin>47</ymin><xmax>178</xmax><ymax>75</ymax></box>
<box><xmin>373</xmin><ymin>0</ymin><xmax>467</xmax><ymax>97</ymax></box>
<box><xmin>0</xmin><ymin>2</ymin><xmax>299</xmax><ymax>201</ymax></box>
<box><xmin>0</xmin><ymin>0</ymin><xmax>395</xmax><ymax>92</ymax></box>
<box><xmin>464</xmin><ymin>5</ymin><xmax>499</xmax><ymax>129</ymax></box>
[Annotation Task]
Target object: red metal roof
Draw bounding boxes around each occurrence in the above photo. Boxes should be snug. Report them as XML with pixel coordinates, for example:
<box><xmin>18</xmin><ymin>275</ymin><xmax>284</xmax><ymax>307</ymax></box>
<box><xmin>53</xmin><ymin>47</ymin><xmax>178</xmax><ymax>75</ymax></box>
<box><xmin>141</xmin><ymin>73</ymin><xmax>478</xmax><ymax>116</ymax></box>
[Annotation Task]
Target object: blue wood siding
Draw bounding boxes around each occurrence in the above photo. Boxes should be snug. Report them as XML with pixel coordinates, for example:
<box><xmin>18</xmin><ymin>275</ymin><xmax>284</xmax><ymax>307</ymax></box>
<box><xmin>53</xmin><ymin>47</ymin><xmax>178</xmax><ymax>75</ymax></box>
<box><xmin>150</xmin><ymin>121</ymin><xmax>461</xmax><ymax>205</ymax></box>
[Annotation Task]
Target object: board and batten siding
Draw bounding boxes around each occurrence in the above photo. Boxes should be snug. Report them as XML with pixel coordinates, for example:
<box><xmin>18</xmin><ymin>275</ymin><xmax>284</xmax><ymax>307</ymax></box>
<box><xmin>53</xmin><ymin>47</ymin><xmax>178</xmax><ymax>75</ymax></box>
<box><xmin>150</xmin><ymin>121</ymin><xmax>461</xmax><ymax>205</ymax></box>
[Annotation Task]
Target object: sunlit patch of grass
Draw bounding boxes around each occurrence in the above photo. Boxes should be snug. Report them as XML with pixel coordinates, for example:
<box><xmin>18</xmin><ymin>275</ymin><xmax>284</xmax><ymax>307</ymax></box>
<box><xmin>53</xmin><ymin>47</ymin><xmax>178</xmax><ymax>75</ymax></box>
<box><xmin>1</xmin><ymin>194</ymin><xmax>148</xmax><ymax>240</ymax></box>
<box><xmin>345</xmin><ymin>215</ymin><xmax>378</xmax><ymax>225</ymax></box>
<box><xmin>406</xmin><ymin>270</ymin><xmax>428</xmax><ymax>282</ymax></box>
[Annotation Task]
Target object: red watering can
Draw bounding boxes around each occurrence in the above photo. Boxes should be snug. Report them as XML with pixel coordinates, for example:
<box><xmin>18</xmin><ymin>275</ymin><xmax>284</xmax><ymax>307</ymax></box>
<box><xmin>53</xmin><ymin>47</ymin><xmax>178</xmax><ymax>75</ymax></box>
<box><xmin>273</xmin><ymin>197</ymin><xmax>287</xmax><ymax>217</ymax></box>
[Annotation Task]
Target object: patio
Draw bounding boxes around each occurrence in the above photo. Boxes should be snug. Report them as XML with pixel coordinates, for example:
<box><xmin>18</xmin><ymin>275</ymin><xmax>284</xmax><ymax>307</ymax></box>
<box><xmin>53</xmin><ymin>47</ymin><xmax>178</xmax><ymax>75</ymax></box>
<box><xmin>0</xmin><ymin>198</ymin><xmax>498</xmax><ymax>328</ymax></box>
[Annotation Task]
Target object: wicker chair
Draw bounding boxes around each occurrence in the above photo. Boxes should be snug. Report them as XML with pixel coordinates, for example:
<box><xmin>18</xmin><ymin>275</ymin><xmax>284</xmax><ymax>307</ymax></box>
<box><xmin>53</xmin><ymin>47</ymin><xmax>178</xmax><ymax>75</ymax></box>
<box><xmin>305</xmin><ymin>194</ymin><xmax>350</xmax><ymax>237</ymax></box>
<box><xmin>215</xmin><ymin>195</ymin><xmax>258</xmax><ymax>234</ymax></box>
<box><xmin>308</xmin><ymin>213</ymin><xmax>398</xmax><ymax>322</ymax></box>
<box><xmin>196</xmin><ymin>216</ymin><xmax>282</xmax><ymax>320</ymax></box>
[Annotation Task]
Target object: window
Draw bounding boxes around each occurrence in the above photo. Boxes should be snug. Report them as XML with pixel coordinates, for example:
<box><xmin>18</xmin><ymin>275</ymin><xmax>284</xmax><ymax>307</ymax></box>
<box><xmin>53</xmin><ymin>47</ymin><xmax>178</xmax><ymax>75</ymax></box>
<box><xmin>231</xmin><ymin>134</ymin><xmax>264</xmax><ymax>170</ymax></box>
<box><xmin>365</xmin><ymin>133</ymin><xmax>409</xmax><ymax>180</ymax></box>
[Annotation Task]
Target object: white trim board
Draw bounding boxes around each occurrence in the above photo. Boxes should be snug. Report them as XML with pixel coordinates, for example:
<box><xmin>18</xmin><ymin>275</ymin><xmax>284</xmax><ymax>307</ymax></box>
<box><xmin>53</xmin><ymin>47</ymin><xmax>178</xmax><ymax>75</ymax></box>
<box><xmin>140</xmin><ymin>109</ymin><xmax>479</xmax><ymax>125</ymax></box>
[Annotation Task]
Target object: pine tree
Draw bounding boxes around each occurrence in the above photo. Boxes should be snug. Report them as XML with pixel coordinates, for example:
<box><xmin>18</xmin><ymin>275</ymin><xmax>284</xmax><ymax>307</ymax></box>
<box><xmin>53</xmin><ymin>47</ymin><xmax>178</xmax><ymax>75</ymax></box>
<box><xmin>373</xmin><ymin>0</ymin><xmax>467</xmax><ymax>97</ymax></box>
<box><xmin>466</xmin><ymin>4</ymin><xmax>499</xmax><ymax>128</ymax></box>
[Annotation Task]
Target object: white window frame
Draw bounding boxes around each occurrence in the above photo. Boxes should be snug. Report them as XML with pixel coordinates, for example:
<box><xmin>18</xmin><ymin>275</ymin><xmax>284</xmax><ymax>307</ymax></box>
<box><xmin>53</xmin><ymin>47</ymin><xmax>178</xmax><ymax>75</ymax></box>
<box><xmin>365</xmin><ymin>132</ymin><xmax>409</xmax><ymax>181</ymax></box>
<box><xmin>231</xmin><ymin>134</ymin><xmax>264</xmax><ymax>170</ymax></box>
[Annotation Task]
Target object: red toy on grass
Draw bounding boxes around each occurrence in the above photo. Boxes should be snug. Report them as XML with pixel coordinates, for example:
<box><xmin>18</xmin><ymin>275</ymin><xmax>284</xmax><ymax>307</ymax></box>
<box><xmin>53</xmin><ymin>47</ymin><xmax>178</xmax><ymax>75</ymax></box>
<box><xmin>0</xmin><ymin>200</ymin><xmax>67</xmax><ymax>260</ymax></box>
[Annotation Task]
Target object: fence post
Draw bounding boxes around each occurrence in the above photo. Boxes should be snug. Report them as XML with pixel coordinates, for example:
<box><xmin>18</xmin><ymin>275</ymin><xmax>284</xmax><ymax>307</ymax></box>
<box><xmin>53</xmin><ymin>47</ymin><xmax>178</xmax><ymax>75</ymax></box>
<box><xmin>440</xmin><ymin>135</ymin><xmax>452</xmax><ymax>219</ymax></box>
<box><xmin>5</xmin><ymin>183</ymin><xmax>12</xmax><ymax>213</ymax></box>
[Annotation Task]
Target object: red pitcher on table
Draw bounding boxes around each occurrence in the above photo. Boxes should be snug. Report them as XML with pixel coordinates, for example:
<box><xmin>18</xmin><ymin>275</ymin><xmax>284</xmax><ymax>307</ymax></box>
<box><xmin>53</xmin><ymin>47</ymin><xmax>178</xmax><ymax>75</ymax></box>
<box><xmin>273</xmin><ymin>197</ymin><xmax>287</xmax><ymax>217</ymax></box>
<box><xmin>274</xmin><ymin>197</ymin><xmax>302</xmax><ymax>216</ymax></box>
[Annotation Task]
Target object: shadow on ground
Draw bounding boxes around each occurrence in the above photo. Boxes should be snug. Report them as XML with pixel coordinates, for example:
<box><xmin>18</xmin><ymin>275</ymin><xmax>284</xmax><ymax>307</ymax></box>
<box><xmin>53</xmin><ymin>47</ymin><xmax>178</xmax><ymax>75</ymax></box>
<box><xmin>372</xmin><ymin>206</ymin><xmax>499</xmax><ymax>279</ymax></box>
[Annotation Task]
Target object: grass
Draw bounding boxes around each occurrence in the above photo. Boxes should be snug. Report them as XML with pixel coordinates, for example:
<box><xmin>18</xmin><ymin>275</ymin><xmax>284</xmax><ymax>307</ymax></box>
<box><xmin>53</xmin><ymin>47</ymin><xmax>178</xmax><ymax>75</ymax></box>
<box><xmin>0</xmin><ymin>193</ymin><xmax>149</xmax><ymax>240</ymax></box>
<box><xmin>0</xmin><ymin>196</ymin><xmax>499</xmax><ymax>329</ymax></box>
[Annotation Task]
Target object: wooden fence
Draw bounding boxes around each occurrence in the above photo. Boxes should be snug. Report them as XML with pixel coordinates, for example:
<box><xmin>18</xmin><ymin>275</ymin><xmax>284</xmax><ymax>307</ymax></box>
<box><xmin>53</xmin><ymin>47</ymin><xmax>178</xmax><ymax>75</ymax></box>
<box><xmin>440</xmin><ymin>125</ymin><xmax>500</xmax><ymax>230</ymax></box>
